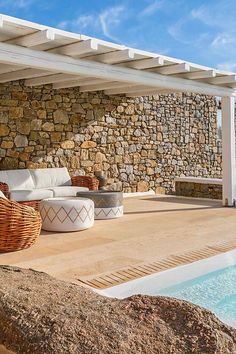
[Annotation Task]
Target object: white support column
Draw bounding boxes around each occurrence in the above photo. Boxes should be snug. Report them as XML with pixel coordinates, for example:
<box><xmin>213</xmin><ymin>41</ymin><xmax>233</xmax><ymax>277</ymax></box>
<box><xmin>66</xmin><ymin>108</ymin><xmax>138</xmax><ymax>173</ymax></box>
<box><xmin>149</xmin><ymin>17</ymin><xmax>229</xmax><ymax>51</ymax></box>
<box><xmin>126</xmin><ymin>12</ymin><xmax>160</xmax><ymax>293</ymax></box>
<box><xmin>221</xmin><ymin>96</ymin><xmax>236</xmax><ymax>206</ymax></box>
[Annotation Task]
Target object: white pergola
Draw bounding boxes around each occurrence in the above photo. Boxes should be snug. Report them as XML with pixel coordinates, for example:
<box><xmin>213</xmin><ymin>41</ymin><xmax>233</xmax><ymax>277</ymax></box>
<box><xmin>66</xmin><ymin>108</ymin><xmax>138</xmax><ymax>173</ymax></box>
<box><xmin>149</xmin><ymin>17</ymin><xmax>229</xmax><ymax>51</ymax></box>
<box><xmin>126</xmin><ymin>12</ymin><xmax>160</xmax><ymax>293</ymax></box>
<box><xmin>0</xmin><ymin>14</ymin><xmax>235</xmax><ymax>205</ymax></box>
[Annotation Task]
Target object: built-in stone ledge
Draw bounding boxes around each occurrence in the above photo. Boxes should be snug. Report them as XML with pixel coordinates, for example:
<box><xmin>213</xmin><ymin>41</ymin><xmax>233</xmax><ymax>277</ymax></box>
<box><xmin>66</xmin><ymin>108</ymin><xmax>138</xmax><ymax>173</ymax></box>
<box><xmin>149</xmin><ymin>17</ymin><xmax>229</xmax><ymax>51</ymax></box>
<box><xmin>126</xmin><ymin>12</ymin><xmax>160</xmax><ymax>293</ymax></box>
<box><xmin>175</xmin><ymin>177</ymin><xmax>222</xmax><ymax>200</ymax></box>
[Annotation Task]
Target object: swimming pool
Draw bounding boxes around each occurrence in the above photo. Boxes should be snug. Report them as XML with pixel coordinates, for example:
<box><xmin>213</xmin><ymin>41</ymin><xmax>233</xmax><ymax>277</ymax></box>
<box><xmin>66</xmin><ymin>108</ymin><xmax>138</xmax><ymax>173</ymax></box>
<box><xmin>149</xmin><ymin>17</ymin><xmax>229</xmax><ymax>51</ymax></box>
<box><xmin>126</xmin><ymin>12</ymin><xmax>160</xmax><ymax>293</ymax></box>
<box><xmin>157</xmin><ymin>264</ymin><xmax>236</xmax><ymax>326</ymax></box>
<box><xmin>98</xmin><ymin>249</ymin><xmax>236</xmax><ymax>327</ymax></box>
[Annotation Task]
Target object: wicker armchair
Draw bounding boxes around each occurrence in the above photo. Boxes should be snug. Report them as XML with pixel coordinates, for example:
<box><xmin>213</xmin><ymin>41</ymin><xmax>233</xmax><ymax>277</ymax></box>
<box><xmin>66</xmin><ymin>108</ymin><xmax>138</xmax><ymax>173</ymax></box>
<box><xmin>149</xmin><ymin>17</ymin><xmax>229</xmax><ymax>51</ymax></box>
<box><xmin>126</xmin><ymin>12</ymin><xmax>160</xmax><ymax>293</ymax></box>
<box><xmin>0</xmin><ymin>182</ymin><xmax>9</xmax><ymax>199</ymax></box>
<box><xmin>0</xmin><ymin>197</ymin><xmax>42</xmax><ymax>252</ymax></box>
<box><xmin>71</xmin><ymin>175</ymin><xmax>99</xmax><ymax>190</ymax></box>
<box><xmin>0</xmin><ymin>175</ymin><xmax>99</xmax><ymax>211</ymax></box>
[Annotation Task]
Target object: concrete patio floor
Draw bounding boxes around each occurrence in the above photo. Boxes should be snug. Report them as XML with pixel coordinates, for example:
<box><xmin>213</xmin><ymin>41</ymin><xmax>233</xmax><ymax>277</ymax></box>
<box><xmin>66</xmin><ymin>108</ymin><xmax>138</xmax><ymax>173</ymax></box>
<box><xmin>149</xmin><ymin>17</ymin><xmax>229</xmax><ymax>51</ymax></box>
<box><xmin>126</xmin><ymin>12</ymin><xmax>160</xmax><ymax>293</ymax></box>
<box><xmin>1</xmin><ymin>195</ymin><xmax>236</xmax><ymax>286</ymax></box>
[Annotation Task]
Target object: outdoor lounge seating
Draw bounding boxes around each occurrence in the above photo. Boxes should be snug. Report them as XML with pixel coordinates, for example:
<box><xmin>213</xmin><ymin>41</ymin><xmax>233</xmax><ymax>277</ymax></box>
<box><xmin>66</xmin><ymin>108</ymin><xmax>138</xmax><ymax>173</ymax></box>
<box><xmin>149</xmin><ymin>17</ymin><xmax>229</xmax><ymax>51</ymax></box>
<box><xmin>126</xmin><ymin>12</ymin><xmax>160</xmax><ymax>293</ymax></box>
<box><xmin>0</xmin><ymin>192</ymin><xmax>42</xmax><ymax>252</ymax></box>
<box><xmin>0</xmin><ymin>167</ymin><xmax>99</xmax><ymax>210</ymax></box>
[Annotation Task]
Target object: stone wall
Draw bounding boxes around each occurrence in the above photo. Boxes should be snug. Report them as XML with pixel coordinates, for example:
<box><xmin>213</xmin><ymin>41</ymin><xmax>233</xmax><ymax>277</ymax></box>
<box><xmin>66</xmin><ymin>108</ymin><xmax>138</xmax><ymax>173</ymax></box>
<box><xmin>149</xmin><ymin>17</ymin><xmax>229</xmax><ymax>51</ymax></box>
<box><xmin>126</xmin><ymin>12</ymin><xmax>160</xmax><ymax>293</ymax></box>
<box><xmin>175</xmin><ymin>181</ymin><xmax>222</xmax><ymax>200</ymax></box>
<box><xmin>0</xmin><ymin>81</ymin><xmax>222</xmax><ymax>193</ymax></box>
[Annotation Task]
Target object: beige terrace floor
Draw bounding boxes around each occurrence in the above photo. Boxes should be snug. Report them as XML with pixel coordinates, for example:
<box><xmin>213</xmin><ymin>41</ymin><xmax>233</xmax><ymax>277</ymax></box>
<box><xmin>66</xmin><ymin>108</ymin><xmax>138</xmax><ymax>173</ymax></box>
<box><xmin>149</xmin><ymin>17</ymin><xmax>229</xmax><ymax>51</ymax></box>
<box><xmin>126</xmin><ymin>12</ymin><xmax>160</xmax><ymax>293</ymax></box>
<box><xmin>1</xmin><ymin>195</ymin><xmax>236</xmax><ymax>287</ymax></box>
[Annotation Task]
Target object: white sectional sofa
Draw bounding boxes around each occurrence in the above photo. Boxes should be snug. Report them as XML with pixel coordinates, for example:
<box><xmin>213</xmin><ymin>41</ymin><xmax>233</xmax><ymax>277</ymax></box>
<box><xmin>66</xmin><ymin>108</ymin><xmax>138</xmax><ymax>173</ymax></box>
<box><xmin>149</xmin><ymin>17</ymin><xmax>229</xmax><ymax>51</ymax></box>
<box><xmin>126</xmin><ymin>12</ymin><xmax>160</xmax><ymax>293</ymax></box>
<box><xmin>0</xmin><ymin>167</ymin><xmax>99</xmax><ymax>209</ymax></box>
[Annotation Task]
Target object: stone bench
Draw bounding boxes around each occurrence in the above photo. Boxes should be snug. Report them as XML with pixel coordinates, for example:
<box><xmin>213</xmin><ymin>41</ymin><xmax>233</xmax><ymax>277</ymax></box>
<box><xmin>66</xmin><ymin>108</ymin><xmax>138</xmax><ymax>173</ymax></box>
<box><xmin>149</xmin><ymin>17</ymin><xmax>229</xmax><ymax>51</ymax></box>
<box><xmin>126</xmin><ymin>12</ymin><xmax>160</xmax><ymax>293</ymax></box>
<box><xmin>175</xmin><ymin>177</ymin><xmax>222</xmax><ymax>200</ymax></box>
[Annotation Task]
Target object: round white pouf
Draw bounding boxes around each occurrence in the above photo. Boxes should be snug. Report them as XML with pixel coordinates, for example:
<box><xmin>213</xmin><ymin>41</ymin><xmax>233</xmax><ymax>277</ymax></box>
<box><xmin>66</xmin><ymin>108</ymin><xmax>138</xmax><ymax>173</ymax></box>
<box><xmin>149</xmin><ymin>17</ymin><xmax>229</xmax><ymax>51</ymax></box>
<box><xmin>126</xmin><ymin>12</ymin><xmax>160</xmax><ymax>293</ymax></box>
<box><xmin>39</xmin><ymin>197</ymin><xmax>94</xmax><ymax>232</ymax></box>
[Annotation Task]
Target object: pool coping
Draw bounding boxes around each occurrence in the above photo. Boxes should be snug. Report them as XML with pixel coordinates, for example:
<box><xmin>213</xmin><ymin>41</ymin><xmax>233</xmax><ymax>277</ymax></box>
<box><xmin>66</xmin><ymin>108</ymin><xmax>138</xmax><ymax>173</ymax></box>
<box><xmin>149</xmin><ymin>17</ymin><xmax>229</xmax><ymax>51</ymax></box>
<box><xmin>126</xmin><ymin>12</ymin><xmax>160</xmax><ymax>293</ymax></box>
<box><xmin>96</xmin><ymin>248</ymin><xmax>236</xmax><ymax>299</ymax></box>
<box><xmin>77</xmin><ymin>238</ymin><xmax>236</xmax><ymax>291</ymax></box>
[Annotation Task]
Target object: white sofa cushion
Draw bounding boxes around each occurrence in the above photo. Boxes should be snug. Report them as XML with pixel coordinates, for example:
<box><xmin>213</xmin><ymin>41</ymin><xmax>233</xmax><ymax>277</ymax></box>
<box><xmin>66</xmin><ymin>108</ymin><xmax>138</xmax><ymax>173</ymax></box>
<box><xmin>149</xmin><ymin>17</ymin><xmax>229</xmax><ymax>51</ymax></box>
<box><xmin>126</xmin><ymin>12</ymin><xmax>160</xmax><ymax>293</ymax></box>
<box><xmin>0</xmin><ymin>169</ymin><xmax>35</xmax><ymax>190</ymax></box>
<box><xmin>0</xmin><ymin>190</ymin><xmax>6</xmax><ymax>199</ymax></box>
<box><xmin>10</xmin><ymin>189</ymin><xmax>53</xmax><ymax>202</ymax></box>
<box><xmin>49</xmin><ymin>186</ymin><xmax>89</xmax><ymax>197</ymax></box>
<box><xmin>30</xmin><ymin>167</ymin><xmax>71</xmax><ymax>189</ymax></box>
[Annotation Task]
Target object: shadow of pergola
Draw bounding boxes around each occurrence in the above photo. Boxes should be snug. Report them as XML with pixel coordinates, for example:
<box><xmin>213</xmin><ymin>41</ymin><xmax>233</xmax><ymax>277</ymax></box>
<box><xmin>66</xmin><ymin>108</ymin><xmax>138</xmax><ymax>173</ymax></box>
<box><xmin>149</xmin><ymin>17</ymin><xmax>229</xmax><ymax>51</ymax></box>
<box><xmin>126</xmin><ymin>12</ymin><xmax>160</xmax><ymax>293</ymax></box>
<box><xmin>124</xmin><ymin>196</ymin><xmax>222</xmax><ymax>215</ymax></box>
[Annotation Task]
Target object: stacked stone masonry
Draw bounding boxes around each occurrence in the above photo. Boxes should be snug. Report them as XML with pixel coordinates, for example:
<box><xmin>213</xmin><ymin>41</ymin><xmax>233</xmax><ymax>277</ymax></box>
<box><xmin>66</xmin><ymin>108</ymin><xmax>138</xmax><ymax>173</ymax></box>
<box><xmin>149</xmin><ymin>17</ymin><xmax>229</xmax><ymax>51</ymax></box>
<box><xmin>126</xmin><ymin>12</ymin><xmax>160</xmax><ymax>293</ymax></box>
<box><xmin>175</xmin><ymin>181</ymin><xmax>222</xmax><ymax>200</ymax></box>
<box><xmin>0</xmin><ymin>81</ymin><xmax>222</xmax><ymax>193</ymax></box>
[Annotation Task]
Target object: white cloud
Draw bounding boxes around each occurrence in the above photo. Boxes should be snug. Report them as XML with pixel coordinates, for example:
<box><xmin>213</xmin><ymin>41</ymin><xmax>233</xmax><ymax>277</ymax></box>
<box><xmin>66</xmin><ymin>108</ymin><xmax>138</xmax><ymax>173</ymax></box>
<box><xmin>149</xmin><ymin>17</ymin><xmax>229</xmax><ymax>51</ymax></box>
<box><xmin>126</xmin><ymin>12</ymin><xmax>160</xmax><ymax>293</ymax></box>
<box><xmin>0</xmin><ymin>0</ymin><xmax>34</xmax><ymax>8</ymax></box>
<box><xmin>57</xmin><ymin>5</ymin><xmax>125</xmax><ymax>43</ymax></box>
<box><xmin>58</xmin><ymin>15</ymin><xmax>95</xmax><ymax>31</ymax></box>
<box><xmin>191</xmin><ymin>1</ymin><xmax>236</xmax><ymax>30</ymax></box>
<box><xmin>76</xmin><ymin>15</ymin><xmax>94</xmax><ymax>29</ymax></box>
<box><xmin>99</xmin><ymin>6</ymin><xmax>124</xmax><ymax>42</ymax></box>
<box><xmin>166</xmin><ymin>0</ymin><xmax>236</xmax><ymax>71</ymax></box>
<box><xmin>167</xmin><ymin>18</ymin><xmax>190</xmax><ymax>44</ymax></box>
<box><xmin>142</xmin><ymin>0</ymin><xmax>163</xmax><ymax>16</ymax></box>
<box><xmin>211</xmin><ymin>33</ymin><xmax>234</xmax><ymax>49</ymax></box>
<box><xmin>217</xmin><ymin>61</ymin><xmax>236</xmax><ymax>73</ymax></box>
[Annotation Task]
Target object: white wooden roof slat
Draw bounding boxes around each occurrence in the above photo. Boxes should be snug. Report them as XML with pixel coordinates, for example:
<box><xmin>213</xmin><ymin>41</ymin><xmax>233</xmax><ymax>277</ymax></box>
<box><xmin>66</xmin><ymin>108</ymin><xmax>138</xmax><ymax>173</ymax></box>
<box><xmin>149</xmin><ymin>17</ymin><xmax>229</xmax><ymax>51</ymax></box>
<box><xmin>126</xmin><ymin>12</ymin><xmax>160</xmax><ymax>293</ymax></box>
<box><xmin>208</xmin><ymin>75</ymin><xmax>236</xmax><ymax>86</ymax></box>
<box><xmin>49</xmin><ymin>39</ymin><xmax>98</xmax><ymax>57</ymax></box>
<box><xmin>154</xmin><ymin>63</ymin><xmax>190</xmax><ymax>75</ymax></box>
<box><xmin>6</xmin><ymin>29</ymin><xmax>55</xmax><ymax>48</ymax></box>
<box><xmin>180</xmin><ymin>70</ymin><xmax>216</xmax><ymax>80</ymax></box>
<box><xmin>104</xmin><ymin>85</ymin><xmax>157</xmax><ymax>95</ymax></box>
<box><xmin>53</xmin><ymin>78</ymin><xmax>112</xmax><ymax>90</ymax></box>
<box><xmin>25</xmin><ymin>73</ymin><xmax>84</xmax><ymax>86</ymax></box>
<box><xmin>0</xmin><ymin>13</ymin><xmax>233</xmax><ymax>96</ymax></box>
<box><xmin>126</xmin><ymin>89</ymin><xmax>177</xmax><ymax>97</ymax></box>
<box><xmin>0</xmin><ymin>68</ymin><xmax>56</xmax><ymax>83</ymax></box>
<box><xmin>124</xmin><ymin>57</ymin><xmax>164</xmax><ymax>70</ymax></box>
<box><xmin>79</xmin><ymin>81</ymin><xmax>138</xmax><ymax>92</ymax></box>
<box><xmin>0</xmin><ymin>63</ymin><xmax>26</xmax><ymax>74</ymax></box>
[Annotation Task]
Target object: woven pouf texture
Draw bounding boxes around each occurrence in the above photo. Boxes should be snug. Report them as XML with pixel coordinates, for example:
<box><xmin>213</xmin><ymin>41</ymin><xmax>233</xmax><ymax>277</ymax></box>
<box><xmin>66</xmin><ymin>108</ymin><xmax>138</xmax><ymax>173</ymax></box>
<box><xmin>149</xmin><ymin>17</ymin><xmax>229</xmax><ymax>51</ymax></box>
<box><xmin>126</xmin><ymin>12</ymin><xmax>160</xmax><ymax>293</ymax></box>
<box><xmin>39</xmin><ymin>197</ymin><xmax>94</xmax><ymax>232</ymax></box>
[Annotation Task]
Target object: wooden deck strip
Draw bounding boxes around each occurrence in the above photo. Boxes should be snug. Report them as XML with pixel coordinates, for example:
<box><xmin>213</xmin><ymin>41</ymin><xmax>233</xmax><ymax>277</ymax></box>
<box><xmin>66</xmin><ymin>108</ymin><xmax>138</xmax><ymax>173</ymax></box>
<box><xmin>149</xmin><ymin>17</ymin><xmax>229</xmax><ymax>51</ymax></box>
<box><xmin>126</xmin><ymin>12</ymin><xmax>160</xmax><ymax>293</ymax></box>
<box><xmin>78</xmin><ymin>240</ymin><xmax>236</xmax><ymax>289</ymax></box>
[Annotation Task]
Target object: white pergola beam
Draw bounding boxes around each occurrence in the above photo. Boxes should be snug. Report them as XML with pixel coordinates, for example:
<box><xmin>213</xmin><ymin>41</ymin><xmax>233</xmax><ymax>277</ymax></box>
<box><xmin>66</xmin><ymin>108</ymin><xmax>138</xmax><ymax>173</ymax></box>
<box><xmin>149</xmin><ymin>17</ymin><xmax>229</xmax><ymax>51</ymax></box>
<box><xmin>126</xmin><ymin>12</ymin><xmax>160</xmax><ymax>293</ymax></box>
<box><xmin>126</xmin><ymin>57</ymin><xmax>164</xmax><ymax>70</ymax></box>
<box><xmin>156</xmin><ymin>63</ymin><xmax>190</xmax><ymax>75</ymax></box>
<box><xmin>25</xmin><ymin>73</ymin><xmax>82</xmax><ymax>86</ymax></box>
<box><xmin>222</xmin><ymin>96</ymin><xmax>236</xmax><ymax>206</ymax></box>
<box><xmin>87</xmin><ymin>49</ymin><xmax>135</xmax><ymax>64</ymax></box>
<box><xmin>79</xmin><ymin>81</ymin><xmax>137</xmax><ymax>92</ymax></box>
<box><xmin>0</xmin><ymin>42</ymin><xmax>233</xmax><ymax>97</ymax></box>
<box><xmin>105</xmin><ymin>85</ymin><xmax>167</xmax><ymax>95</ymax></box>
<box><xmin>0</xmin><ymin>68</ymin><xmax>52</xmax><ymax>82</ymax></box>
<box><xmin>209</xmin><ymin>75</ymin><xmax>236</xmax><ymax>85</ymax></box>
<box><xmin>126</xmin><ymin>89</ymin><xmax>176</xmax><ymax>97</ymax></box>
<box><xmin>181</xmin><ymin>69</ymin><xmax>216</xmax><ymax>80</ymax></box>
<box><xmin>49</xmin><ymin>39</ymin><xmax>98</xmax><ymax>57</ymax></box>
<box><xmin>53</xmin><ymin>78</ymin><xmax>111</xmax><ymax>90</ymax></box>
<box><xmin>6</xmin><ymin>29</ymin><xmax>55</xmax><ymax>48</ymax></box>
<box><xmin>0</xmin><ymin>63</ymin><xmax>26</xmax><ymax>74</ymax></box>
<box><xmin>53</xmin><ymin>80</ymin><xmax>81</xmax><ymax>89</ymax></box>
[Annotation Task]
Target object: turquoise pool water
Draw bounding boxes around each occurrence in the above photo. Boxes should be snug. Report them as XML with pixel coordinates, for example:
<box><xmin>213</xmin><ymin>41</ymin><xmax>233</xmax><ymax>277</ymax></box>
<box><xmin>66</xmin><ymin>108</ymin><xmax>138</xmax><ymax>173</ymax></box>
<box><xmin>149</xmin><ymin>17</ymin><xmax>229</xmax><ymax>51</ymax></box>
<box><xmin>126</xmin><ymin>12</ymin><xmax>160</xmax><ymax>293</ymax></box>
<box><xmin>157</xmin><ymin>264</ymin><xmax>236</xmax><ymax>326</ymax></box>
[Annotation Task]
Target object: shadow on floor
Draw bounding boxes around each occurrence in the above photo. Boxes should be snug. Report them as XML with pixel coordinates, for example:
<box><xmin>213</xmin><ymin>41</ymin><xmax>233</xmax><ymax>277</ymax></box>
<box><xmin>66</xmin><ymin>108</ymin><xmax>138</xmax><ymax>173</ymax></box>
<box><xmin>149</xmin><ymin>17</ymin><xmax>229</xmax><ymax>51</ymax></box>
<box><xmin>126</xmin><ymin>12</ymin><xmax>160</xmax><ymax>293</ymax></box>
<box><xmin>141</xmin><ymin>196</ymin><xmax>222</xmax><ymax>207</ymax></box>
<box><xmin>124</xmin><ymin>205</ymin><xmax>221</xmax><ymax>215</ymax></box>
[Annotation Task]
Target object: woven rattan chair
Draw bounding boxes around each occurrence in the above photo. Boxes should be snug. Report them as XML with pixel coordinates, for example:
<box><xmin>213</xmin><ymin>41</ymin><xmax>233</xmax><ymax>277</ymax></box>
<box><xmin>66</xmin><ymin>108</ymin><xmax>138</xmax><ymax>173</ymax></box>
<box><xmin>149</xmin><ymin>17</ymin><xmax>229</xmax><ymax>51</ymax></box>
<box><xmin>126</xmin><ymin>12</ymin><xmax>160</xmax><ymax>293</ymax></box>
<box><xmin>71</xmin><ymin>175</ymin><xmax>99</xmax><ymax>190</ymax></box>
<box><xmin>0</xmin><ymin>197</ymin><xmax>42</xmax><ymax>252</ymax></box>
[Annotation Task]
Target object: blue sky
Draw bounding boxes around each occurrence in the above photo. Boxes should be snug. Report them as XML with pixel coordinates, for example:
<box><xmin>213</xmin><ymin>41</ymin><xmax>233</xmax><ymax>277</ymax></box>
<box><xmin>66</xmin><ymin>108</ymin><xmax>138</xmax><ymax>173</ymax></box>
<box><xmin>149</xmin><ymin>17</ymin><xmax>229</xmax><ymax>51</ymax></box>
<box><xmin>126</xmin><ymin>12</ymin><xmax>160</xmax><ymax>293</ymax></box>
<box><xmin>1</xmin><ymin>0</ymin><xmax>236</xmax><ymax>71</ymax></box>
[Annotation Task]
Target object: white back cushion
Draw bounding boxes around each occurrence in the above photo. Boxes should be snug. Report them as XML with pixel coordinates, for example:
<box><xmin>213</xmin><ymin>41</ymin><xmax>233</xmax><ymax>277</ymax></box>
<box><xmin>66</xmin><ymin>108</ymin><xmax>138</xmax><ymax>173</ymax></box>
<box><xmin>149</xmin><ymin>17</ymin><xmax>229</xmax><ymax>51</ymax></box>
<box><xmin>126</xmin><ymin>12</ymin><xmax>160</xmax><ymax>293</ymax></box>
<box><xmin>0</xmin><ymin>169</ymin><xmax>35</xmax><ymax>190</ymax></box>
<box><xmin>30</xmin><ymin>167</ymin><xmax>71</xmax><ymax>189</ymax></box>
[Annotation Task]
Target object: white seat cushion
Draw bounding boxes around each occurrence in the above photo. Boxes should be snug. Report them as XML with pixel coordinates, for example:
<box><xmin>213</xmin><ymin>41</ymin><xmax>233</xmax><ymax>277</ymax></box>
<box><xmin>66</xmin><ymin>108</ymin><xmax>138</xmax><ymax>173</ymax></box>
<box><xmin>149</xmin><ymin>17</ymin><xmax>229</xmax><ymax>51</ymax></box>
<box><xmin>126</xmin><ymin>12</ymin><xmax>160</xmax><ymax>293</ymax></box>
<box><xmin>0</xmin><ymin>169</ymin><xmax>34</xmax><ymax>190</ymax></box>
<box><xmin>30</xmin><ymin>167</ymin><xmax>71</xmax><ymax>189</ymax></box>
<box><xmin>0</xmin><ymin>190</ymin><xmax>6</xmax><ymax>199</ymax></box>
<box><xmin>48</xmin><ymin>186</ymin><xmax>89</xmax><ymax>197</ymax></box>
<box><xmin>10</xmin><ymin>189</ymin><xmax>53</xmax><ymax>202</ymax></box>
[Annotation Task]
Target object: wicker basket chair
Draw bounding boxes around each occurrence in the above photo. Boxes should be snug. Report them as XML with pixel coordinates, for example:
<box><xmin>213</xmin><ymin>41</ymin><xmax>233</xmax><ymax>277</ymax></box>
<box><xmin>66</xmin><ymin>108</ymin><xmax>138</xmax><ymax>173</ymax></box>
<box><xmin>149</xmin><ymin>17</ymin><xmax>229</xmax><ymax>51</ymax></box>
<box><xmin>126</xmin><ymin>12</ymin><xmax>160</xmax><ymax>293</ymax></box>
<box><xmin>71</xmin><ymin>175</ymin><xmax>99</xmax><ymax>190</ymax></box>
<box><xmin>0</xmin><ymin>197</ymin><xmax>42</xmax><ymax>252</ymax></box>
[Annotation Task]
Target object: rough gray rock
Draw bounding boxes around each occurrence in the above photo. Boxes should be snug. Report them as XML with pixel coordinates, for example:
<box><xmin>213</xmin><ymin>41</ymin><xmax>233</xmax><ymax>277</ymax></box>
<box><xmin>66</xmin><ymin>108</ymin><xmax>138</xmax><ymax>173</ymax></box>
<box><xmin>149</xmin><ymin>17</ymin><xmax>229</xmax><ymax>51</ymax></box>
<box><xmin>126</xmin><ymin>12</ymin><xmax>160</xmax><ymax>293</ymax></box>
<box><xmin>0</xmin><ymin>266</ymin><xmax>235</xmax><ymax>354</ymax></box>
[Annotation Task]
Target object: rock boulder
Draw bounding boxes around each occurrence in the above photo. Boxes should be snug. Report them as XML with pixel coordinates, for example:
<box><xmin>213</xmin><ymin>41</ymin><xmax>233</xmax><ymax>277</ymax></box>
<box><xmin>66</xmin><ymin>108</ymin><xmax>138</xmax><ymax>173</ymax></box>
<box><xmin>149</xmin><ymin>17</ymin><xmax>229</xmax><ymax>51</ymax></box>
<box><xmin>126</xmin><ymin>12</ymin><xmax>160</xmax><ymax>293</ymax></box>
<box><xmin>0</xmin><ymin>266</ymin><xmax>235</xmax><ymax>354</ymax></box>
